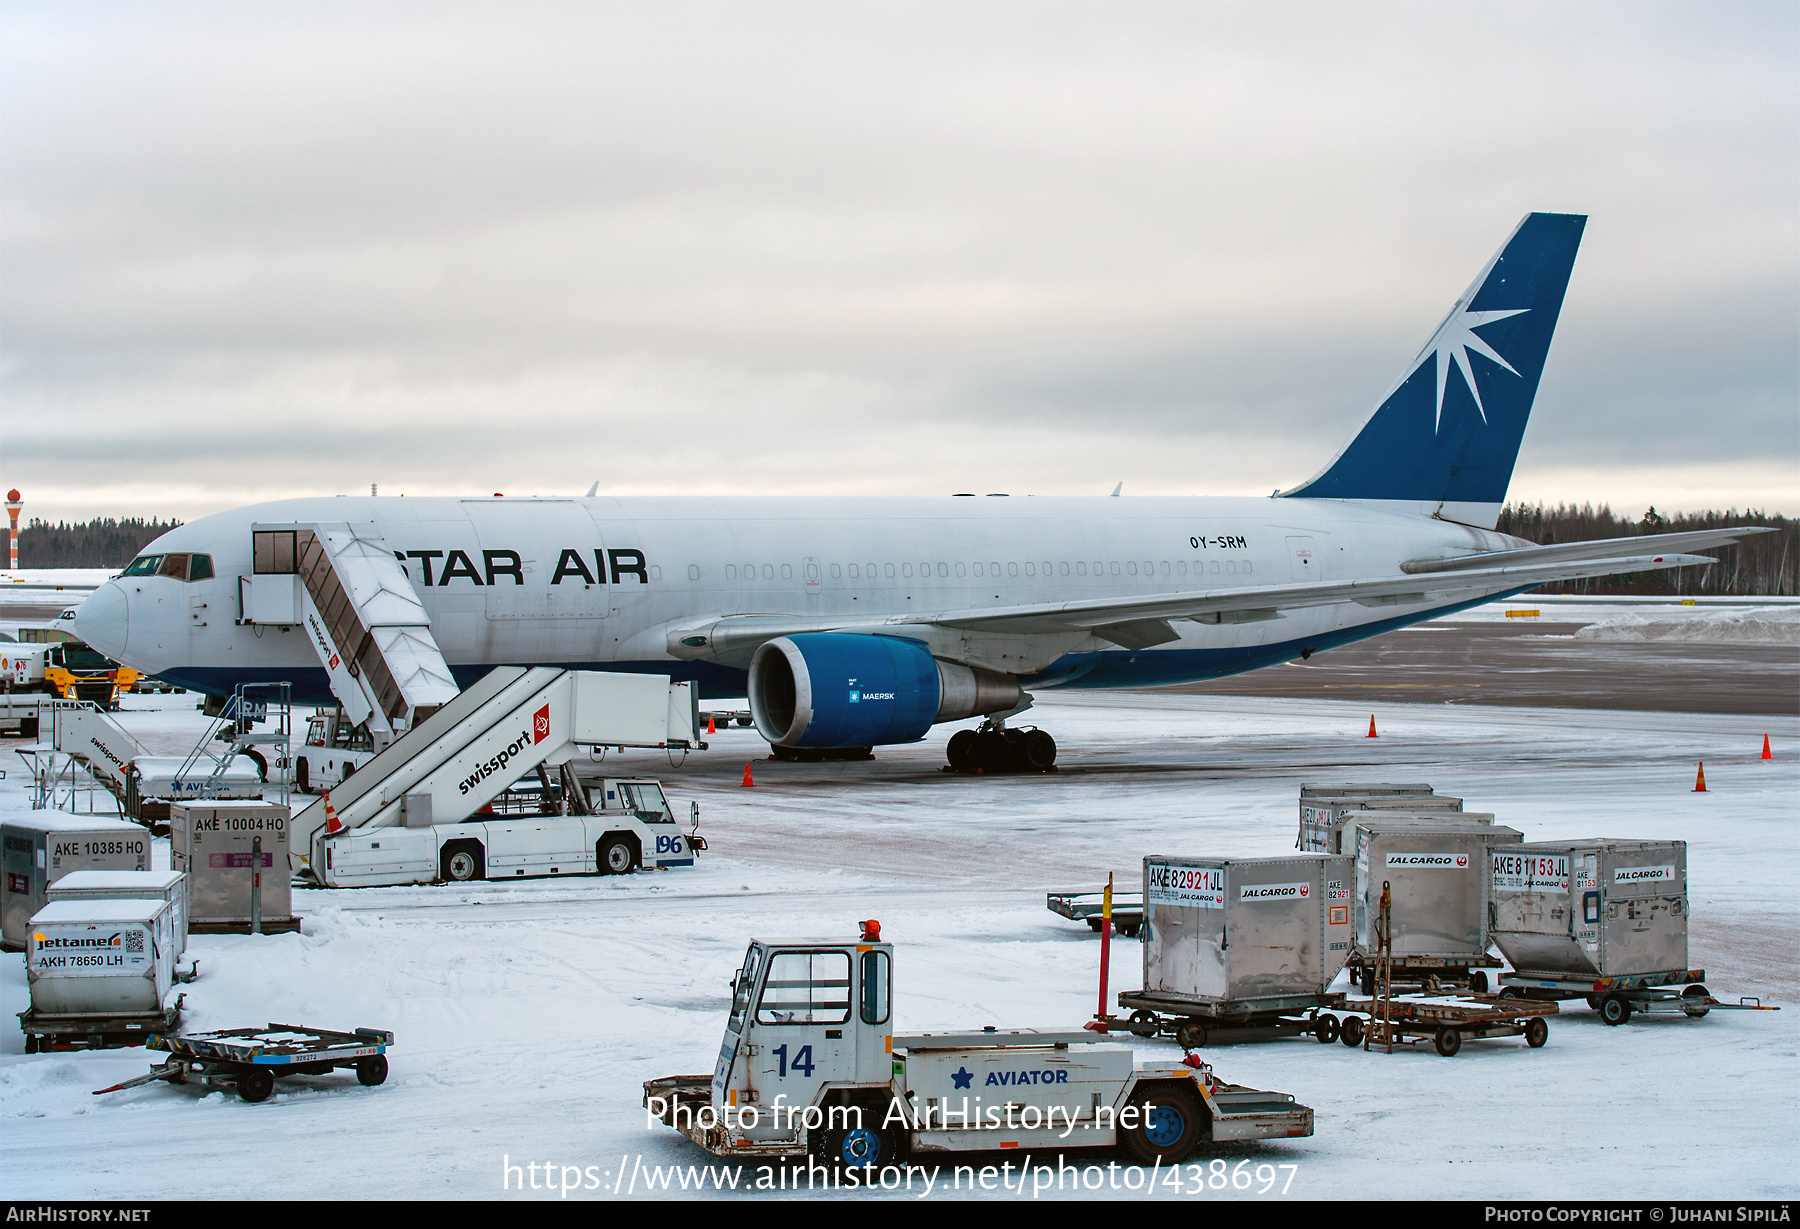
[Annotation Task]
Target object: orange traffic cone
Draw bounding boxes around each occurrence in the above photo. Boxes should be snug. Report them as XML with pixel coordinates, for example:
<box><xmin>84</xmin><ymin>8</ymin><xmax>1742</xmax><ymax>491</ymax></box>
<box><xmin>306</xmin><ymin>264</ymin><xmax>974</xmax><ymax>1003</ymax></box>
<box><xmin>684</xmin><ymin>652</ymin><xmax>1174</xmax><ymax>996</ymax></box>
<box><xmin>323</xmin><ymin>790</ymin><xmax>343</xmax><ymax>834</ymax></box>
<box><xmin>1366</xmin><ymin>715</ymin><xmax>1379</xmax><ymax>739</ymax></box>
<box><xmin>742</xmin><ymin>763</ymin><xmax>754</xmax><ymax>787</ymax></box>
<box><xmin>1692</xmin><ymin>762</ymin><xmax>1707</xmax><ymax>793</ymax></box>
<box><xmin>706</xmin><ymin>714</ymin><xmax>716</xmax><ymax>735</ymax></box>
<box><xmin>1761</xmin><ymin>734</ymin><xmax>1773</xmax><ymax>760</ymax></box>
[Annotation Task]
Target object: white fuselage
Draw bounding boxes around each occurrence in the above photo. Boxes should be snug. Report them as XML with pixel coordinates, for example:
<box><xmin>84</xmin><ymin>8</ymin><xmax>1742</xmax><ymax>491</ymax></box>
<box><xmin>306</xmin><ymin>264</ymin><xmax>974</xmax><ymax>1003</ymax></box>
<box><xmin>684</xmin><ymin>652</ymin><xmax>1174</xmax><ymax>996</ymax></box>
<box><xmin>78</xmin><ymin>493</ymin><xmax>1523</xmax><ymax>703</ymax></box>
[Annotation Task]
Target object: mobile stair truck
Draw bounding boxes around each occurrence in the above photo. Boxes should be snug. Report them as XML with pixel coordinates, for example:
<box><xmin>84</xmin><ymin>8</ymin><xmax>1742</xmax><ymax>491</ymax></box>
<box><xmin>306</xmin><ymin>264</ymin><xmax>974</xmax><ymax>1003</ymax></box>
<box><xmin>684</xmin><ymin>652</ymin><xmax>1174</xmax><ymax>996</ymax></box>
<box><xmin>295</xmin><ymin>666</ymin><xmax>706</xmax><ymax>887</ymax></box>
<box><xmin>644</xmin><ymin>923</ymin><xmax>1314</xmax><ymax>1170</ymax></box>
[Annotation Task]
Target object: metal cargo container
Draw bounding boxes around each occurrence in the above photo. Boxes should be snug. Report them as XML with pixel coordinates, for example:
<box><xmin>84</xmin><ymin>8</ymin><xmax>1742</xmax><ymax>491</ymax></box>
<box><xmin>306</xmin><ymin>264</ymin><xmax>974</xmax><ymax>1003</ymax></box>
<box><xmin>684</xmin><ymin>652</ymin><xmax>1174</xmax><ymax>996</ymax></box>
<box><xmin>1299</xmin><ymin>783</ymin><xmax>1435</xmax><ymax>801</ymax></box>
<box><xmin>1</xmin><ymin>814</ymin><xmax>152</xmax><ymax>951</ymax></box>
<box><xmin>26</xmin><ymin>897</ymin><xmax>175</xmax><ymax>1016</ymax></box>
<box><xmin>1300</xmin><ymin>798</ymin><xmax>1473</xmax><ymax>854</ymax></box>
<box><xmin>171</xmin><ymin>801</ymin><xmax>293</xmax><ymax>930</ymax></box>
<box><xmin>1490</xmin><ymin>840</ymin><xmax>1689</xmax><ymax>980</ymax></box>
<box><xmin>1141</xmin><ymin>855</ymin><xmax>1354</xmax><ymax>1009</ymax></box>
<box><xmin>48</xmin><ymin>870</ymin><xmax>189</xmax><ymax>957</ymax></box>
<box><xmin>1350</xmin><ymin>819</ymin><xmax>1522</xmax><ymax>969</ymax></box>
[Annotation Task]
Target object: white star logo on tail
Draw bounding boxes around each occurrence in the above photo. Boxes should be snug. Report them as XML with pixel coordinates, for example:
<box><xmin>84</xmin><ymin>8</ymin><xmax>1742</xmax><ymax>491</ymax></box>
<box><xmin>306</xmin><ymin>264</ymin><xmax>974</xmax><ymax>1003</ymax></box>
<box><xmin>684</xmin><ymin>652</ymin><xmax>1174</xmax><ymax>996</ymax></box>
<box><xmin>1418</xmin><ymin>304</ymin><xmax>1529</xmax><ymax>431</ymax></box>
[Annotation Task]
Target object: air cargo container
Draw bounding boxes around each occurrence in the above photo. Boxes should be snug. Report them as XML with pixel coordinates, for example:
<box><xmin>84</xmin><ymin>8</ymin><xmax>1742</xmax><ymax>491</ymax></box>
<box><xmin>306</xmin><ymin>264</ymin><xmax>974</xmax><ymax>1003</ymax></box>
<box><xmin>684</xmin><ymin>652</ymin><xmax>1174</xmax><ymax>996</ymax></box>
<box><xmin>170</xmin><ymin>801</ymin><xmax>294</xmax><ymax>933</ymax></box>
<box><xmin>1117</xmin><ymin>855</ymin><xmax>1353</xmax><ymax>1047</ymax></box>
<box><xmin>1</xmin><ymin>814</ymin><xmax>151</xmax><ymax>951</ymax></box>
<box><xmin>48</xmin><ymin>869</ymin><xmax>189</xmax><ymax>957</ymax></box>
<box><xmin>25</xmin><ymin>897</ymin><xmax>176</xmax><ymax>1018</ymax></box>
<box><xmin>1346</xmin><ymin>818</ymin><xmax>1522</xmax><ymax>991</ymax></box>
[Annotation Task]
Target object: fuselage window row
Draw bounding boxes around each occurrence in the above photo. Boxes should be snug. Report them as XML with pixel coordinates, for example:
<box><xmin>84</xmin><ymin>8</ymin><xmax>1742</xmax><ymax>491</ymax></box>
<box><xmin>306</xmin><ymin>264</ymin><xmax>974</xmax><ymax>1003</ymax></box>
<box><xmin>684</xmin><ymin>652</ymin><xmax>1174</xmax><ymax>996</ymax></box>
<box><xmin>690</xmin><ymin>558</ymin><xmax>1246</xmax><ymax>585</ymax></box>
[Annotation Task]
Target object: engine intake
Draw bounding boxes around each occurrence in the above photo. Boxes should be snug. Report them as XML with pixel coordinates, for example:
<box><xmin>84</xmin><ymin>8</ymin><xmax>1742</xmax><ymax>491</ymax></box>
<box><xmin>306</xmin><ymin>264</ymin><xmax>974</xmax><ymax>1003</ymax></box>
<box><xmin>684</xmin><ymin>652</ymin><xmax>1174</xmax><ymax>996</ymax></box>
<box><xmin>748</xmin><ymin>634</ymin><xmax>1021</xmax><ymax>749</ymax></box>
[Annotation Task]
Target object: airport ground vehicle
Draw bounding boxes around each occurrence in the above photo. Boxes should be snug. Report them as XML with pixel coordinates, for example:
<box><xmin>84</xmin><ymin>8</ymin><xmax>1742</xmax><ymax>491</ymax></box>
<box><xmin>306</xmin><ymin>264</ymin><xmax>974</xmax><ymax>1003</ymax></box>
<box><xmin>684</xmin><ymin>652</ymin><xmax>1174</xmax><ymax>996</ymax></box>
<box><xmin>643</xmin><ymin>924</ymin><xmax>1313</xmax><ymax>1167</ymax></box>
<box><xmin>5</xmin><ymin>641</ymin><xmax>136</xmax><ymax>707</ymax></box>
<box><xmin>294</xmin><ymin>707</ymin><xmax>377</xmax><ymax>793</ymax></box>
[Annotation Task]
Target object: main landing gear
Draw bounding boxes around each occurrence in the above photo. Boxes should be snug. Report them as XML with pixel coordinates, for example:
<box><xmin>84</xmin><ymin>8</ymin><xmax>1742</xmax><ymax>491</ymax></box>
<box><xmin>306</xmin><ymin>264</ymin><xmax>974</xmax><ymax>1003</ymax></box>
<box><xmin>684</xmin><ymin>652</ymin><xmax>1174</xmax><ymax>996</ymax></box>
<box><xmin>945</xmin><ymin>719</ymin><xmax>1057</xmax><ymax>774</ymax></box>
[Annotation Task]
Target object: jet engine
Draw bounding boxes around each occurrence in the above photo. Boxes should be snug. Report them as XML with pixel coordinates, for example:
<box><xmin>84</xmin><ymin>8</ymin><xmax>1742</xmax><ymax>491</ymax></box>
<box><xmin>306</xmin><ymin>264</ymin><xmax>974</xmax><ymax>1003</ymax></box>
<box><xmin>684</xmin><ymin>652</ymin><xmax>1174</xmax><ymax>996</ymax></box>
<box><xmin>748</xmin><ymin>633</ymin><xmax>1021</xmax><ymax>749</ymax></box>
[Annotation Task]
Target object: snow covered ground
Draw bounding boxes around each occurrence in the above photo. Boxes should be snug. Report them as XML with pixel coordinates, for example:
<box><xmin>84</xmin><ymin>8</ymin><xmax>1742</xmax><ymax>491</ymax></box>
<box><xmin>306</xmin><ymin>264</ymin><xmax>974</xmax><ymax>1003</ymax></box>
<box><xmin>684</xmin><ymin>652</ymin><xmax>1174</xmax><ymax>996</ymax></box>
<box><xmin>1</xmin><ymin>688</ymin><xmax>1796</xmax><ymax>1201</ymax></box>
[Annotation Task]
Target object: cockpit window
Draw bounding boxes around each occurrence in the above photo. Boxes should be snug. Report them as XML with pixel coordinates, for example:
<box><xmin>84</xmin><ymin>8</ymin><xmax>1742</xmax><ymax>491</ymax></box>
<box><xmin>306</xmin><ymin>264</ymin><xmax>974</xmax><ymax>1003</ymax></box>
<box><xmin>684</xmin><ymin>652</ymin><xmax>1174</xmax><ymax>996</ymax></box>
<box><xmin>124</xmin><ymin>553</ymin><xmax>211</xmax><ymax>582</ymax></box>
<box><xmin>157</xmin><ymin>554</ymin><xmax>190</xmax><ymax>579</ymax></box>
<box><xmin>122</xmin><ymin>556</ymin><xmax>163</xmax><ymax>576</ymax></box>
<box><xmin>187</xmin><ymin>554</ymin><xmax>214</xmax><ymax>581</ymax></box>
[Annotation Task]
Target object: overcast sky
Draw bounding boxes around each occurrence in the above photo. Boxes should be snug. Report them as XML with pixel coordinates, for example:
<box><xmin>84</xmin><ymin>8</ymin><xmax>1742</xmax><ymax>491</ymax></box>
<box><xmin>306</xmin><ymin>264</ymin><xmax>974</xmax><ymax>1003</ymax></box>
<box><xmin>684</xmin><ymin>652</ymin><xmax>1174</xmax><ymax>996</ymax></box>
<box><xmin>3</xmin><ymin>1</ymin><xmax>1795</xmax><ymax>526</ymax></box>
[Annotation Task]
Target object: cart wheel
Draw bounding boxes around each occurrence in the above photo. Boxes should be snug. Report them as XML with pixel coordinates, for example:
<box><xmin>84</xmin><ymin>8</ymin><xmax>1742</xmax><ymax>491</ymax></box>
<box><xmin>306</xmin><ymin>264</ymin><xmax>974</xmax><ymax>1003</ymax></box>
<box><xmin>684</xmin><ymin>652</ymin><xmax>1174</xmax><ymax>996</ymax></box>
<box><xmin>1681</xmin><ymin>986</ymin><xmax>1711</xmax><ymax>1018</ymax></box>
<box><xmin>1086</xmin><ymin>918</ymin><xmax>1104</xmax><ymax>932</ymax></box>
<box><xmin>356</xmin><ymin>1055</ymin><xmax>389</xmax><ymax>1087</ymax></box>
<box><xmin>1497</xmin><ymin>987</ymin><xmax>1520</xmax><ymax>1000</ymax></box>
<box><xmin>1433</xmin><ymin>1027</ymin><xmax>1462</xmax><ymax>1057</ymax></box>
<box><xmin>1468</xmin><ymin>971</ymin><xmax>1489</xmax><ymax>994</ymax></box>
<box><xmin>237</xmin><ymin>1067</ymin><xmax>276</xmax><ymax>1103</ymax></box>
<box><xmin>1359</xmin><ymin>968</ymin><xmax>1375</xmax><ymax>996</ymax></box>
<box><xmin>1314</xmin><ymin>1014</ymin><xmax>1340</xmax><ymax>1044</ymax></box>
<box><xmin>1175</xmin><ymin>1020</ymin><xmax>1208</xmax><ymax>1048</ymax></box>
<box><xmin>1599</xmin><ymin>995</ymin><xmax>1632</xmax><ymax>1026</ymax></box>
<box><xmin>1122</xmin><ymin>1086</ymin><xmax>1205</xmax><ymax>1165</ymax></box>
<box><xmin>1524</xmin><ymin>1018</ymin><xmax>1549</xmax><ymax>1048</ymax></box>
<box><xmin>1339</xmin><ymin>1015</ymin><xmax>1364</xmax><ymax>1047</ymax></box>
<box><xmin>1127</xmin><ymin>1010</ymin><xmax>1160</xmax><ymax>1038</ymax></box>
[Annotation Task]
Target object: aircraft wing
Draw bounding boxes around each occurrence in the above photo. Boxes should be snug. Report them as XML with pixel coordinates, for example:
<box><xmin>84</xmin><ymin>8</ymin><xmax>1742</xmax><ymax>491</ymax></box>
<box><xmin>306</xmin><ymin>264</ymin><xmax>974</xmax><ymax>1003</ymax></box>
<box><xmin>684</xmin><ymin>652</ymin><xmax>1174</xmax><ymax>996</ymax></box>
<box><xmin>669</xmin><ymin>527</ymin><xmax>1759</xmax><ymax>663</ymax></box>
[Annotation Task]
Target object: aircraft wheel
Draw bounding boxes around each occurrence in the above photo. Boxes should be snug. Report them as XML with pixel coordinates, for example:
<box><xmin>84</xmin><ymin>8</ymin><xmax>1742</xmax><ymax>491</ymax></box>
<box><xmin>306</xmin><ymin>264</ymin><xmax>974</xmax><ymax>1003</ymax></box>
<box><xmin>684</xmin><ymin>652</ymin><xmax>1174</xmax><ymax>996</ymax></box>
<box><xmin>972</xmin><ymin>730</ymin><xmax>1011</xmax><ymax>773</ymax></box>
<box><xmin>1020</xmin><ymin>729</ymin><xmax>1057</xmax><ymax>771</ymax></box>
<box><xmin>946</xmin><ymin>729</ymin><xmax>978</xmax><ymax>772</ymax></box>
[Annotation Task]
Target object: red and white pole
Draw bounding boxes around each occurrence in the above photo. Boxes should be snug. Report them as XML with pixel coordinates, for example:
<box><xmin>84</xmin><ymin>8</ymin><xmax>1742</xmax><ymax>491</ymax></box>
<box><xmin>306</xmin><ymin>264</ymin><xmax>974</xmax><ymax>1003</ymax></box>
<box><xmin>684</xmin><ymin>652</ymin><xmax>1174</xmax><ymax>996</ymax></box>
<box><xmin>4</xmin><ymin>490</ymin><xmax>20</xmax><ymax>571</ymax></box>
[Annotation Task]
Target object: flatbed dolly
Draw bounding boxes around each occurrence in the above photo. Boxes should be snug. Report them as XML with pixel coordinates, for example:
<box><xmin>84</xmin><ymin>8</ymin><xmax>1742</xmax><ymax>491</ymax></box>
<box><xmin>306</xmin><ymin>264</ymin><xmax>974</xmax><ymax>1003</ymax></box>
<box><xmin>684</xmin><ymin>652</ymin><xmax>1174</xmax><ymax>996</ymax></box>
<box><xmin>92</xmin><ymin>1023</ymin><xmax>395</xmax><ymax>1103</ymax></box>
<box><xmin>1498</xmin><ymin>969</ymin><xmax>1780</xmax><ymax>1026</ymax></box>
<box><xmin>21</xmin><ymin>1001</ymin><xmax>182</xmax><ymax>1053</ymax></box>
<box><xmin>1047</xmin><ymin>889</ymin><xmax>1145</xmax><ymax>937</ymax></box>
<box><xmin>1116</xmin><ymin>989</ymin><xmax>1350</xmax><ymax>1048</ymax></box>
<box><xmin>1333</xmin><ymin>994</ymin><xmax>1557</xmax><ymax>1056</ymax></box>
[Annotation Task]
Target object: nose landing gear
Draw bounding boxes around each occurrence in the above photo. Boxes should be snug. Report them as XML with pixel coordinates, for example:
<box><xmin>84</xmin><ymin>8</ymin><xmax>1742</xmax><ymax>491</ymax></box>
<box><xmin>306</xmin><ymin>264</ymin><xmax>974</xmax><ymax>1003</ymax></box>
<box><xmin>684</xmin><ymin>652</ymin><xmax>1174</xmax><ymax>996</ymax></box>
<box><xmin>945</xmin><ymin>720</ymin><xmax>1057</xmax><ymax>774</ymax></box>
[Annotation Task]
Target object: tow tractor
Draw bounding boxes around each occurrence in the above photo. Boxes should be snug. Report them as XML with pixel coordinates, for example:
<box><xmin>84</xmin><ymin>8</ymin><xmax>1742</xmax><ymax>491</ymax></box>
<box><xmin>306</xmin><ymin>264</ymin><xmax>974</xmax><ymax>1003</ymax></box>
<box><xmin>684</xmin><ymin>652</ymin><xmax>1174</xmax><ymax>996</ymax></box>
<box><xmin>644</xmin><ymin>923</ymin><xmax>1314</xmax><ymax>1168</ymax></box>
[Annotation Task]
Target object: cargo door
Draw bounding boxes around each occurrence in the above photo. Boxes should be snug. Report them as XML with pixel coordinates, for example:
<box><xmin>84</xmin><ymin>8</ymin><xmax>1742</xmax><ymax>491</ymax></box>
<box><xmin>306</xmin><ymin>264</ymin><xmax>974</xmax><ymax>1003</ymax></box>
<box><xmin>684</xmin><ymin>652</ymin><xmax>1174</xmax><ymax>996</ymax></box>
<box><xmin>1227</xmin><ymin>862</ymin><xmax>1316</xmax><ymax>999</ymax></box>
<box><xmin>462</xmin><ymin>500</ymin><xmax>610</xmax><ymax>623</ymax></box>
<box><xmin>1600</xmin><ymin>844</ymin><xmax>1687</xmax><ymax>977</ymax></box>
<box><xmin>745</xmin><ymin>949</ymin><xmax>856</xmax><ymax>1131</ymax></box>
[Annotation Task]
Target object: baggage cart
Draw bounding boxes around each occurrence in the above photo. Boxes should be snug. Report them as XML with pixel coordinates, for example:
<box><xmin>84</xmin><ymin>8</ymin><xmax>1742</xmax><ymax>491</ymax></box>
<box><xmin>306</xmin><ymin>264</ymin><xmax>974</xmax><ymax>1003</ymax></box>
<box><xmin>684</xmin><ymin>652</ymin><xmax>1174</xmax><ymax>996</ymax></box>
<box><xmin>1047</xmin><ymin>888</ymin><xmax>1145</xmax><ymax>937</ymax></box>
<box><xmin>1497</xmin><ymin>969</ymin><xmax>1781</xmax><ymax>1026</ymax></box>
<box><xmin>1115</xmin><ymin>988</ymin><xmax>1349</xmax><ymax>1048</ymax></box>
<box><xmin>92</xmin><ymin>1023</ymin><xmax>395</xmax><ymax>1104</ymax></box>
<box><xmin>1333</xmin><ymin>994</ymin><xmax>1558</xmax><ymax>1056</ymax></box>
<box><xmin>21</xmin><ymin>1002</ymin><xmax>182</xmax><ymax>1053</ymax></box>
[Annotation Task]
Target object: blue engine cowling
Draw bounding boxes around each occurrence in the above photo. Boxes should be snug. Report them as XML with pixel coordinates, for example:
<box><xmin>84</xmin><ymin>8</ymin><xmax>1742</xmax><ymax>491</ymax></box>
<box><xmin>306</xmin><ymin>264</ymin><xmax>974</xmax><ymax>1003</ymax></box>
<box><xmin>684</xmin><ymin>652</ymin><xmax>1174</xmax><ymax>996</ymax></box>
<box><xmin>749</xmin><ymin>634</ymin><xmax>943</xmax><ymax>748</ymax></box>
<box><xmin>749</xmin><ymin>633</ymin><xmax>1022</xmax><ymax>749</ymax></box>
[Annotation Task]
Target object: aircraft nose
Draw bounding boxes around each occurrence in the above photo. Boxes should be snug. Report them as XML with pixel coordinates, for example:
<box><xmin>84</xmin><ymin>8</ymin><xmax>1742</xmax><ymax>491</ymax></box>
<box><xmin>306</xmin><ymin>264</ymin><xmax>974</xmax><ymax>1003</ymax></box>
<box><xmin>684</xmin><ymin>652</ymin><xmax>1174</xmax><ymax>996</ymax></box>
<box><xmin>75</xmin><ymin>582</ymin><xmax>130</xmax><ymax>659</ymax></box>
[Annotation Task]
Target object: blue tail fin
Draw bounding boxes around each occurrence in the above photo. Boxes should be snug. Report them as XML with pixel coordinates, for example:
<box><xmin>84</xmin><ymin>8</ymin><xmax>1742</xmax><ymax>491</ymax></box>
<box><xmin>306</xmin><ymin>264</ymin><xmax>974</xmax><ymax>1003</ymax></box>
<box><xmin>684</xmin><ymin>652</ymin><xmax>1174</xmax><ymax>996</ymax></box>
<box><xmin>1281</xmin><ymin>212</ymin><xmax>1586</xmax><ymax>528</ymax></box>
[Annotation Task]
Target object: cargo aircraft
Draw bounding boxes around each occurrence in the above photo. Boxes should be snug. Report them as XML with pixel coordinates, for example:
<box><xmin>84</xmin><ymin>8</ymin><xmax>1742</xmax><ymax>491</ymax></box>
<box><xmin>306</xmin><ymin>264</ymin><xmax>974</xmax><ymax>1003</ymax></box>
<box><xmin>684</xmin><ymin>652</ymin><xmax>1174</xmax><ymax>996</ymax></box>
<box><xmin>75</xmin><ymin>213</ymin><xmax>1767</xmax><ymax>771</ymax></box>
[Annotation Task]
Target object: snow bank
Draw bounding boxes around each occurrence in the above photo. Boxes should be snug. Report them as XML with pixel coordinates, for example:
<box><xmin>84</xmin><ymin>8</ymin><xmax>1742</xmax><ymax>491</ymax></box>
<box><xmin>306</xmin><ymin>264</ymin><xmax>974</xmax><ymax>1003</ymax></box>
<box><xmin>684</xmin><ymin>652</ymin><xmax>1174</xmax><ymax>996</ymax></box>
<box><xmin>1574</xmin><ymin>605</ymin><xmax>1800</xmax><ymax>645</ymax></box>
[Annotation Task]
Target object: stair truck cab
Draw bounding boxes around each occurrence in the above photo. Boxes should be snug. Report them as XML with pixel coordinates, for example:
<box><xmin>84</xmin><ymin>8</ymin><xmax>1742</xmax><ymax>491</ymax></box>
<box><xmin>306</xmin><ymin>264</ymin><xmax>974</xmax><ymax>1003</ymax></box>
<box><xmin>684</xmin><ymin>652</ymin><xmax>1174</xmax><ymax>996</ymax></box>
<box><xmin>644</xmin><ymin>924</ymin><xmax>1314</xmax><ymax>1169</ymax></box>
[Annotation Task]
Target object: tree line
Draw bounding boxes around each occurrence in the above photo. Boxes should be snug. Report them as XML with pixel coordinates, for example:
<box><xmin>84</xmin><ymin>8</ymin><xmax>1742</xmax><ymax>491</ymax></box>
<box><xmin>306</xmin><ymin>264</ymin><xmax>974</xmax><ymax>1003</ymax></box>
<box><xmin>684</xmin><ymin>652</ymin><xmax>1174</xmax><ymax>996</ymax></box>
<box><xmin>14</xmin><ymin>517</ymin><xmax>184</xmax><ymax>569</ymax></box>
<box><xmin>1494</xmin><ymin>503</ymin><xmax>1795</xmax><ymax>596</ymax></box>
